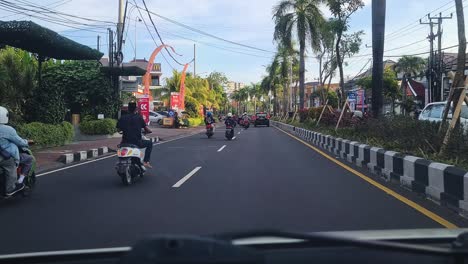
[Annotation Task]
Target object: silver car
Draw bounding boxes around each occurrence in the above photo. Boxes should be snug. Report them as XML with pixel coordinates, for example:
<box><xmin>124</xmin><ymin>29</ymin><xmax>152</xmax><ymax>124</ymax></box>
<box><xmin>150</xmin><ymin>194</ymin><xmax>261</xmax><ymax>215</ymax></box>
<box><xmin>418</xmin><ymin>101</ymin><xmax>468</xmax><ymax>128</ymax></box>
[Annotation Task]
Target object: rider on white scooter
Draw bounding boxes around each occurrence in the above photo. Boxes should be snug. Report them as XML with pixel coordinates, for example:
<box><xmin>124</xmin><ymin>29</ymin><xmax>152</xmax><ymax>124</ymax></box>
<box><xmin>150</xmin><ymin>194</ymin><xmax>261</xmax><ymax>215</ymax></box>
<box><xmin>0</xmin><ymin>106</ymin><xmax>28</xmax><ymax>196</ymax></box>
<box><xmin>116</xmin><ymin>102</ymin><xmax>153</xmax><ymax>168</ymax></box>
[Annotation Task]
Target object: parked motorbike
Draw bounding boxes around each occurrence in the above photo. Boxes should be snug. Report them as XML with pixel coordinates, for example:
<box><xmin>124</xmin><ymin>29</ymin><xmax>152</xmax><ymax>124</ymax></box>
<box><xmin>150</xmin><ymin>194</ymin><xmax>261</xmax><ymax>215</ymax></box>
<box><xmin>206</xmin><ymin>123</ymin><xmax>214</xmax><ymax>138</ymax></box>
<box><xmin>0</xmin><ymin>145</ymin><xmax>37</xmax><ymax>199</ymax></box>
<box><xmin>225</xmin><ymin>125</ymin><xmax>234</xmax><ymax>140</ymax></box>
<box><xmin>115</xmin><ymin>133</ymin><xmax>150</xmax><ymax>185</ymax></box>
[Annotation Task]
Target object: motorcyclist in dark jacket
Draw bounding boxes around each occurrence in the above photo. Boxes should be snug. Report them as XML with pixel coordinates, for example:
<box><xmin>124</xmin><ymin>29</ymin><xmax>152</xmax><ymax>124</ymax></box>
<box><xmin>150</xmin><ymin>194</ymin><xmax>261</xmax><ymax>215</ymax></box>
<box><xmin>224</xmin><ymin>113</ymin><xmax>236</xmax><ymax>127</ymax></box>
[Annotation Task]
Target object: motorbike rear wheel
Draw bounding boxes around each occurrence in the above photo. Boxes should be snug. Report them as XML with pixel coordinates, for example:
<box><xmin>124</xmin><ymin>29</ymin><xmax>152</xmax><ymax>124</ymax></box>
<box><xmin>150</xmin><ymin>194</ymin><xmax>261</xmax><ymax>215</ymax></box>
<box><xmin>121</xmin><ymin>166</ymin><xmax>132</xmax><ymax>186</ymax></box>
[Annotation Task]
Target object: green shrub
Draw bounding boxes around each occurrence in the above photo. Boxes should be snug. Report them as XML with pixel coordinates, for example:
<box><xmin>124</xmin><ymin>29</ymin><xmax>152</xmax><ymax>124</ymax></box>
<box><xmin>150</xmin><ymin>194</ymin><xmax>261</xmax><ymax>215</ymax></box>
<box><xmin>186</xmin><ymin>117</ymin><xmax>204</xmax><ymax>127</ymax></box>
<box><xmin>17</xmin><ymin>121</ymin><xmax>74</xmax><ymax>147</ymax></box>
<box><xmin>308</xmin><ymin>107</ymin><xmax>321</xmax><ymax>120</ymax></box>
<box><xmin>80</xmin><ymin>118</ymin><xmax>117</xmax><ymax>135</ymax></box>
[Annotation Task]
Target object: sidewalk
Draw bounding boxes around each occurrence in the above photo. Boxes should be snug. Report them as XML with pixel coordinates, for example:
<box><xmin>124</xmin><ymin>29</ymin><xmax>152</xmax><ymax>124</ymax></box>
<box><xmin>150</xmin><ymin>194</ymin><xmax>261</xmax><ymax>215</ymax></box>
<box><xmin>34</xmin><ymin>126</ymin><xmax>204</xmax><ymax>173</ymax></box>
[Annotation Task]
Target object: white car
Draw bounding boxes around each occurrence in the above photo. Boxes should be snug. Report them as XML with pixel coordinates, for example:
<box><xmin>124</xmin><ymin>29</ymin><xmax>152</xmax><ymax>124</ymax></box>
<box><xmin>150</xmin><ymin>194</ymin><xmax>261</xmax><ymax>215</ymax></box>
<box><xmin>418</xmin><ymin>101</ymin><xmax>468</xmax><ymax>128</ymax></box>
<box><xmin>149</xmin><ymin>111</ymin><xmax>165</xmax><ymax>125</ymax></box>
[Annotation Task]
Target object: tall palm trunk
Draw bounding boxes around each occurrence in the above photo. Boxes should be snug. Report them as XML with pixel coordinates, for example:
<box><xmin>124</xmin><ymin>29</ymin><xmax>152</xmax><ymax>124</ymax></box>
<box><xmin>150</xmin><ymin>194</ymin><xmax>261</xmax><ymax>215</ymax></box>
<box><xmin>299</xmin><ymin>42</ymin><xmax>306</xmax><ymax>110</ymax></box>
<box><xmin>273</xmin><ymin>86</ymin><xmax>277</xmax><ymax>115</ymax></box>
<box><xmin>283</xmin><ymin>80</ymin><xmax>288</xmax><ymax>114</ymax></box>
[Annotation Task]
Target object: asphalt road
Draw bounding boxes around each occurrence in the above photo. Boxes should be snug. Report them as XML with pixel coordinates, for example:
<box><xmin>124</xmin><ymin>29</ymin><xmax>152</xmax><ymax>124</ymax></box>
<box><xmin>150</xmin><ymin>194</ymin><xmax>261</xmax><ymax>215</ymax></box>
<box><xmin>0</xmin><ymin>124</ymin><xmax>460</xmax><ymax>254</ymax></box>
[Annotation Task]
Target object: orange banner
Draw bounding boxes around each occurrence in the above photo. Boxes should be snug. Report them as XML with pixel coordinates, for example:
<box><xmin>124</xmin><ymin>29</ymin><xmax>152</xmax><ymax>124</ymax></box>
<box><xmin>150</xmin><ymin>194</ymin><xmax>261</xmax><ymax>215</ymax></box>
<box><xmin>179</xmin><ymin>63</ymin><xmax>190</xmax><ymax>110</ymax></box>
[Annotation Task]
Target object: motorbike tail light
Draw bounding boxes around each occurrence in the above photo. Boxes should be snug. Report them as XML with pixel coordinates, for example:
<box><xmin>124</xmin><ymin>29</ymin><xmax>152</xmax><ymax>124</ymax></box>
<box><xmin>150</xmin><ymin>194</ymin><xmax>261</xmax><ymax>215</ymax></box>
<box><xmin>119</xmin><ymin>148</ymin><xmax>128</xmax><ymax>156</ymax></box>
<box><xmin>206</xmin><ymin>124</ymin><xmax>212</xmax><ymax>129</ymax></box>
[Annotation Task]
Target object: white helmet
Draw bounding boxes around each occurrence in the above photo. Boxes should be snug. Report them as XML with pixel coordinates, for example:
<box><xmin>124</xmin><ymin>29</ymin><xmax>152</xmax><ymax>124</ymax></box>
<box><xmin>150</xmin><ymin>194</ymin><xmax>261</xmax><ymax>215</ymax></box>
<box><xmin>0</xmin><ymin>106</ymin><xmax>9</xmax><ymax>124</ymax></box>
<box><xmin>227</xmin><ymin>113</ymin><xmax>233</xmax><ymax>117</ymax></box>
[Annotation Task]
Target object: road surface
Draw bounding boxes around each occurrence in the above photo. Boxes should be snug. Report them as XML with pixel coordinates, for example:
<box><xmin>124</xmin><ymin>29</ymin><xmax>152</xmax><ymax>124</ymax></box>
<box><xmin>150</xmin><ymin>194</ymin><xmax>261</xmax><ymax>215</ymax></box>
<box><xmin>0</xmin><ymin>124</ymin><xmax>464</xmax><ymax>254</ymax></box>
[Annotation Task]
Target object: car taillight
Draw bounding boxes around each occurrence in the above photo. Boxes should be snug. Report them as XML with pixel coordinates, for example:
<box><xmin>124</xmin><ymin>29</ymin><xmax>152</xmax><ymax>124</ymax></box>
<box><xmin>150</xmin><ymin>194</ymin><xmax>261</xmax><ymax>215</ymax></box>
<box><xmin>119</xmin><ymin>148</ymin><xmax>128</xmax><ymax>156</ymax></box>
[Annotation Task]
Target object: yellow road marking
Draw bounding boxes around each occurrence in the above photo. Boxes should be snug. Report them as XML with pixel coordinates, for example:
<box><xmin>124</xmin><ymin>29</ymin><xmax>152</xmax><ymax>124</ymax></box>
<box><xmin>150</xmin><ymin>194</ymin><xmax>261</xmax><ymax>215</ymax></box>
<box><xmin>274</xmin><ymin>126</ymin><xmax>458</xmax><ymax>229</ymax></box>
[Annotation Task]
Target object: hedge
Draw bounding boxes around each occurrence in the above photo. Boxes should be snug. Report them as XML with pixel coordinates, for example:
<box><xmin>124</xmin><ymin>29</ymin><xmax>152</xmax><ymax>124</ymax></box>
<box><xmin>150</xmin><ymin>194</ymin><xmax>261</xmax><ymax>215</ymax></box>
<box><xmin>79</xmin><ymin>118</ymin><xmax>117</xmax><ymax>135</ymax></box>
<box><xmin>17</xmin><ymin>121</ymin><xmax>74</xmax><ymax>147</ymax></box>
<box><xmin>282</xmin><ymin>115</ymin><xmax>468</xmax><ymax>170</ymax></box>
<box><xmin>186</xmin><ymin>118</ymin><xmax>205</xmax><ymax>127</ymax></box>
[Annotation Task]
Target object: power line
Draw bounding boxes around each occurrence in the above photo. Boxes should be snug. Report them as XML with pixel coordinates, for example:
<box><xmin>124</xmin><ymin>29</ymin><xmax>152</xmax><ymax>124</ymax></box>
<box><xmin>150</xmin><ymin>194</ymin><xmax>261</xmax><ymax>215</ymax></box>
<box><xmin>155</xmin><ymin>26</ymin><xmax>274</xmax><ymax>59</ymax></box>
<box><xmin>384</xmin><ymin>43</ymin><xmax>461</xmax><ymax>58</ymax></box>
<box><xmin>384</xmin><ymin>38</ymin><xmax>427</xmax><ymax>52</ymax></box>
<box><xmin>0</xmin><ymin>4</ymin><xmax>108</xmax><ymax>33</ymax></box>
<box><xmin>385</xmin><ymin>0</ymin><xmax>453</xmax><ymax>38</ymax></box>
<box><xmin>129</xmin><ymin>1</ymin><xmax>275</xmax><ymax>54</ymax></box>
<box><xmin>12</xmin><ymin>0</ymin><xmax>115</xmax><ymax>25</ymax></box>
<box><xmin>0</xmin><ymin>1</ymin><xmax>111</xmax><ymax>29</ymax></box>
<box><xmin>138</xmin><ymin>0</ymin><xmax>186</xmax><ymax>66</ymax></box>
<box><xmin>130</xmin><ymin>0</ymin><xmax>175</xmax><ymax>71</ymax></box>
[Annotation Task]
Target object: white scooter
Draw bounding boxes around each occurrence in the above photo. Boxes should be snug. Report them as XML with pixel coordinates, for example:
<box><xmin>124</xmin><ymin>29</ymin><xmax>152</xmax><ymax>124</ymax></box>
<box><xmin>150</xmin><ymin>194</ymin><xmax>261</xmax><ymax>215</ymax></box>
<box><xmin>115</xmin><ymin>133</ymin><xmax>151</xmax><ymax>185</ymax></box>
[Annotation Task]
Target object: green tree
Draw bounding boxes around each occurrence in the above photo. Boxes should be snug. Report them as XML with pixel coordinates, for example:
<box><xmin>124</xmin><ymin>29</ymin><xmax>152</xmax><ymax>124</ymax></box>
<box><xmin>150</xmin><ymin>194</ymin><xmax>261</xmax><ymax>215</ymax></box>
<box><xmin>0</xmin><ymin>46</ymin><xmax>37</xmax><ymax>124</ymax></box>
<box><xmin>273</xmin><ymin>0</ymin><xmax>325</xmax><ymax>110</ymax></box>
<box><xmin>357</xmin><ymin>68</ymin><xmax>400</xmax><ymax>114</ymax></box>
<box><xmin>394</xmin><ymin>55</ymin><xmax>426</xmax><ymax>115</ymax></box>
<box><xmin>326</xmin><ymin>0</ymin><xmax>364</xmax><ymax>101</ymax></box>
<box><xmin>395</xmin><ymin>56</ymin><xmax>426</xmax><ymax>79</ymax></box>
<box><xmin>36</xmin><ymin>60</ymin><xmax>120</xmax><ymax>120</ymax></box>
<box><xmin>317</xmin><ymin>19</ymin><xmax>337</xmax><ymax>104</ymax></box>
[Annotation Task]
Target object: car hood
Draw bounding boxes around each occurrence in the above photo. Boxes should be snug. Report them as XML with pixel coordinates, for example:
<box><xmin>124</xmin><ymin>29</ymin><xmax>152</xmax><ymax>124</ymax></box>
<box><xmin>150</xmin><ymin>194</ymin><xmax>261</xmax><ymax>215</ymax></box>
<box><xmin>1</xmin><ymin>228</ymin><xmax>467</xmax><ymax>259</ymax></box>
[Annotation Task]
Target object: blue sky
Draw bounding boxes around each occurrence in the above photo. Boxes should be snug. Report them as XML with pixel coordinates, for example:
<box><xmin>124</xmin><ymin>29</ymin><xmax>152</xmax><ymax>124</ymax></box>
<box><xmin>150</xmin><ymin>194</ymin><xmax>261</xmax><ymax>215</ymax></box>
<box><xmin>0</xmin><ymin>0</ymin><xmax>464</xmax><ymax>84</ymax></box>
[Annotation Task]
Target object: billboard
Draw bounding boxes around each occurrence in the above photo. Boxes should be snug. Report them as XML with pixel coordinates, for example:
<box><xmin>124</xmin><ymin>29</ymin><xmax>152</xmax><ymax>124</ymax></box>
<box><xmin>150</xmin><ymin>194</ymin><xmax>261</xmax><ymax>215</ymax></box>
<box><xmin>170</xmin><ymin>92</ymin><xmax>180</xmax><ymax>110</ymax></box>
<box><xmin>137</xmin><ymin>95</ymin><xmax>150</xmax><ymax>124</ymax></box>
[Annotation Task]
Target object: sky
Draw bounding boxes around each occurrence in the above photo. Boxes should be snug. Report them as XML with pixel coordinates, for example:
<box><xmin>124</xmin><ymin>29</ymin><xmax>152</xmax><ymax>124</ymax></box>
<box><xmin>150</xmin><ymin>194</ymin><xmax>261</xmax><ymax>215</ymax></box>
<box><xmin>0</xmin><ymin>0</ymin><xmax>465</xmax><ymax>84</ymax></box>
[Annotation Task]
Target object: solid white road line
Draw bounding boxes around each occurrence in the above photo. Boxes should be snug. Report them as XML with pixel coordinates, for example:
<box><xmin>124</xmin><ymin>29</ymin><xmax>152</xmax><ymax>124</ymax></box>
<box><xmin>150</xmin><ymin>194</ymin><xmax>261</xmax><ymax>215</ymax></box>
<box><xmin>172</xmin><ymin>166</ymin><xmax>202</xmax><ymax>188</ymax></box>
<box><xmin>36</xmin><ymin>132</ymin><xmax>201</xmax><ymax>177</ymax></box>
<box><xmin>217</xmin><ymin>145</ymin><xmax>226</xmax><ymax>152</ymax></box>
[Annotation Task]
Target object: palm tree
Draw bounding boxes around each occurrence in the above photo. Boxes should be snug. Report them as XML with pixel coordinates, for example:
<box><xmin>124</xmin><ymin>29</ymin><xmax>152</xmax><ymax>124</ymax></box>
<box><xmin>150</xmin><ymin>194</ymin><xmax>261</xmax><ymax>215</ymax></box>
<box><xmin>273</xmin><ymin>0</ymin><xmax>324</xmax><ymax>111</ymax></box>
<box><xmin>394</xmin><ymin>56</ymin><xmax>426</xmax><ymax>115</ymax></box>
<box><xmin>264</xmin><ymin>56</ymin><xmax>281</xmax><ymax>114</ymax></box>
<box><xmin>395</xmin><ymin>56</ymin><xmax>426</xmax><ymax>80</ymax></box>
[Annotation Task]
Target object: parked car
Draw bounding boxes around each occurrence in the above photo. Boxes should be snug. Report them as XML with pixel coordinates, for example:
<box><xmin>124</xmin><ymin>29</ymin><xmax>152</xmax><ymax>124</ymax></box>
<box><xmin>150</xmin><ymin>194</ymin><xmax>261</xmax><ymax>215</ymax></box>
<box><xmin>418</xmin><ymin>101</ymin><xmax>468</xmax><ymax>128</ymax></box>
<box><xmin>149</xmin><ymin>111</ymin><xmax>165</xmax><ymax>125</ymax></box>
<box><xmin>156</xmin><ymin>111</ymin><xmax>168</xmax><ymax>117</ymax></box>
<box><xmin>254</xmin><ymin>112</ymin><xmax>270</xmax><ymax>127</ymax></box>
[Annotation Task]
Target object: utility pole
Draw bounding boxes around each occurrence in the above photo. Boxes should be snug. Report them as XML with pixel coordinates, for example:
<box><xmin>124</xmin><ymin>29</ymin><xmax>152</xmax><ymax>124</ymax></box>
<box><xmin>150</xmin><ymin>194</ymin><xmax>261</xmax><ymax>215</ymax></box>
<box><xmin>193</xmin><ymin>43</ymin><xmax>196</xmax><ymax>77</ymax></box>
<box><xmin>420</xmin><ymin>16</ymin><xmax>436</xmax><ymax>104</ymax></box>
<box><xmin>116</xmin><ymin>0</ymin><xmax>126</xmax><ymax>66</ymax></box>
<box><xmin>97</xmin><ymin>35</ymin><xmax>100</xmax><ymax>52</ymax></box>
<box><xmin>371</xmin><ymin>0</ymin><xmax>386</xmax><ymax>118</ymax></box>
<box><xmin>428</xmin><ymin>12</ymin><xmax>452</xmax><ymax>101</ymax></box>
<box><xmin>108</xmin><ymin>28</ymin><xmax>114</xmax><ymax>67</ymax></box>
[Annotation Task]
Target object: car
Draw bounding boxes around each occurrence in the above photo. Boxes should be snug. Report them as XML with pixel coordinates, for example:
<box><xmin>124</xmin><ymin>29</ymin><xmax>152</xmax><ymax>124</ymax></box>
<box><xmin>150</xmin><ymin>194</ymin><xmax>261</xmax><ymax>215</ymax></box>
<box><xmin>418</xmin><ymin>101</ymin><xmax>468</xmax><ymax>128</ymax></box>
<box><xmin>254</xmin><ymin>112</ymin><xmax>270</xmax><ymax>127</ymax></box>
<box><xmin>156</xmin><ymin>111</ymin><xmax>168</xmax><ymax>117</ymax></box>
<box><xmin>149</xmin><ymin>111</ymin><xmax>165</xmax><ymax>125</ymax></box>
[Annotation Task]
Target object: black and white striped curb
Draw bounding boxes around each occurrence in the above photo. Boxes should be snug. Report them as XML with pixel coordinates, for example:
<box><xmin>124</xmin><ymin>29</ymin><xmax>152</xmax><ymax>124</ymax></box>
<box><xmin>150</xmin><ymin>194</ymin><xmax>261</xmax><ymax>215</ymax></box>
<box><xmin>272</xmin><ymin>121</ymin><xmax>468</xmax><ymax>215</ymax></box>
<box><xmin>59</xmin><ymin>147</ymin><xmax>110</xmax><ymax>164</ymax></box>
<box><xmin>58</xmin><ymin>137</ymin><xmax>159</xmax><ymax>164</ymax></box>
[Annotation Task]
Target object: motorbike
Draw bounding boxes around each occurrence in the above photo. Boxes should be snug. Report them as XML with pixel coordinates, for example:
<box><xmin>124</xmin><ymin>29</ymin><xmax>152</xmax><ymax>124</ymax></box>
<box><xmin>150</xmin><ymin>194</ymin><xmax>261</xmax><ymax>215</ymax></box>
<box><xmin>206</xmin><ymin>123</ymin><xmax>214</xmax><ymax>138</ymax></box>
<box><xmin>115</xmin><ymin>133</ymin><xmax>150</xmax><ymax>186</ymax></box>
<box><xmin>242</xmin><ymin>117</ymin><xmax>250</xmax><ymax>129</ymax></box>
<box><xmin>225</xmin><ymin>125</ymin><xmax>234</xmax><ymax>140</ymax></box>
<box><xmin>0</xmin><ymin>146</ymin><xmax>37</xmax><ymax>199</ymax></box>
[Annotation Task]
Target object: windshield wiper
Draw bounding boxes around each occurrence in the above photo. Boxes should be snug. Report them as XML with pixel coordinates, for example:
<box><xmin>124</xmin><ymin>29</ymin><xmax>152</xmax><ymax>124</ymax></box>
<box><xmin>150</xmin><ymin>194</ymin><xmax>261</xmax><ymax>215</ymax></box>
<box><xmin>213</xmin><ymin>230</ymin><xmax>468</xmax><ymax>257</ymax></box>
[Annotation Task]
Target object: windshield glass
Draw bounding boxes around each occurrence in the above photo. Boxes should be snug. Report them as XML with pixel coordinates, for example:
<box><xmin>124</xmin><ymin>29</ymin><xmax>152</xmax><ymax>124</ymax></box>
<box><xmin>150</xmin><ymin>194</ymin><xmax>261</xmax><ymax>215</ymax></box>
<box><xmin>1</xmin><ymin>0</ymin><xmax>468</xmax><ymax>256</ymax></box>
